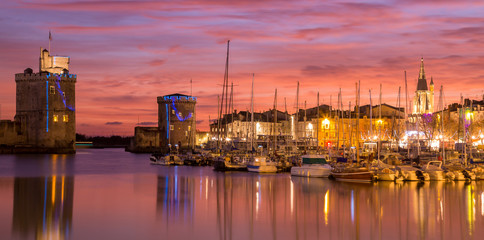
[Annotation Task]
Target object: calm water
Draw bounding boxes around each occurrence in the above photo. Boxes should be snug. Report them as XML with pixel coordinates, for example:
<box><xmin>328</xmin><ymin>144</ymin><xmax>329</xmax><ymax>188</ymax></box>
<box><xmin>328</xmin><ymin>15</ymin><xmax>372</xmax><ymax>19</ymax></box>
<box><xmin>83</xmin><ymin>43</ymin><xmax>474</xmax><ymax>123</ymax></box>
<box><xmin>1</xmin><ymin>149</ymin><xmax>484</xmax><ymax>240</ymax></box>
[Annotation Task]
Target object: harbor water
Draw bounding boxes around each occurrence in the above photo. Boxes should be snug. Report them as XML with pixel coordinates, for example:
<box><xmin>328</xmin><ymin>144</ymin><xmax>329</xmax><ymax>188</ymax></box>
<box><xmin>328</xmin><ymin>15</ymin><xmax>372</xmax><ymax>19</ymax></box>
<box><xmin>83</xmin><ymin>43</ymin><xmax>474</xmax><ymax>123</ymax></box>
<box><xmin>1</xmin><ymin>148</ymin><xmax>483</xmax><ymax>240</ymax></box>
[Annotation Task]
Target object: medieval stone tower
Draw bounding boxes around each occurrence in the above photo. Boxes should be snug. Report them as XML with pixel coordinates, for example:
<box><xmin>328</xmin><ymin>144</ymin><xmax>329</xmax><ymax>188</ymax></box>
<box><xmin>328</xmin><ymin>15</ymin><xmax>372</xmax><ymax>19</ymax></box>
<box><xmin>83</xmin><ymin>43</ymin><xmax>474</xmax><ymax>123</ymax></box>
<box><xmin>12</xmin><ymin>48</ymin><xmax>76</xmax><ymax>153</ymax></box>
<box><xmin>413</xmin><ymin>58</ymin><xmax>434</xmax><ymax>115</ymax></box>
<box><xmin>158</xmin><ymin>94</ymin><xmax>196</xmax><ymax>151</ymax></box>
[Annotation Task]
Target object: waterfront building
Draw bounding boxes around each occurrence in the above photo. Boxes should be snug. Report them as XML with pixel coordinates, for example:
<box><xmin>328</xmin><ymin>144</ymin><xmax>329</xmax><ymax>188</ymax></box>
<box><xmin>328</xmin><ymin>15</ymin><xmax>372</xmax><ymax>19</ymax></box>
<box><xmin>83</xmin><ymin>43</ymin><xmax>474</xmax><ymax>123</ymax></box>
<box><xmin>127</xmin><ymin>93</ymin><xmax>197</xmax><ymax>153</ymax></box>
<box><xmin>0</xmin><ymin>48</ymin><xmax>76</xmax><ymax>153</ymax></box>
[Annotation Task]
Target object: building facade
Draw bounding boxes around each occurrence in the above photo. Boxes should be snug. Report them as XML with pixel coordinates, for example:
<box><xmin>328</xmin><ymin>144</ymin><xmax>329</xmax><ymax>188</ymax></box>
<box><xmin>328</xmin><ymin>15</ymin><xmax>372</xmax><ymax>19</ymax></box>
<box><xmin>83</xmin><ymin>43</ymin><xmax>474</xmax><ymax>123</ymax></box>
<box><xmin>0</xmin><ymin>48</ymin><xmax>76</xmax><ymax>153</ymax></box>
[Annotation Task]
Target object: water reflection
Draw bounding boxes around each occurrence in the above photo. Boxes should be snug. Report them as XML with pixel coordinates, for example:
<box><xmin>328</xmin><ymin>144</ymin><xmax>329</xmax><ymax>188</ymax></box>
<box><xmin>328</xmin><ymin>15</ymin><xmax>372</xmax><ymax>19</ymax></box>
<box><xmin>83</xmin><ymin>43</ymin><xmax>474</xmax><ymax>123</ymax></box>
<box><xmin>10</xmin><ymin>153</ymin><xmax>75</xmax><ymax>240</ymax></box>
<box><xmin>2</xmin><ymin>154</ymin><xmax>484</xmax><ymax>239</ymax></box>
<box><xmin>12</xmin><ymin>176</ymin><xmax>74</xmax><ymax>240</ymax></box>
<box><xmin>153</xmin><ymin>169</ymin><xmax>484</xmax><ymax>240</ymax></box>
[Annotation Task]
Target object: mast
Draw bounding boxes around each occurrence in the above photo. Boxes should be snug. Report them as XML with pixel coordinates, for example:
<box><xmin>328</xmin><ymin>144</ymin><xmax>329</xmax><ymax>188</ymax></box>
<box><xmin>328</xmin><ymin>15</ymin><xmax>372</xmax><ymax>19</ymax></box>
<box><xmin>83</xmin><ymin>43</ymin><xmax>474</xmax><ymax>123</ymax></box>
<box><xmin>378</xmin><ymin>83</ymin><xmax>382</xmax><ymax>162</ymax></box>
<box><xmin>217</xmin><ymin>95</ymin><xmax>221</xmax><ymax>151</ymax></box>
<box><xmin>336</xmin><ymin>89</ymin><xmax>340</xmax><ymax>151</ymax></box>
<box><xmin>439</xmin><ymin>85</ymin><xmax>445</xmax><ymax>164</ymax></box>
<box><xmin>405</xmin><ymin>71</ymin><xmax>409</xmax><ymax>159</ymax></box>
<box><xmin>396</xmin><ymin>86</ymin><xmax>401</xmax><ymax>145</ymax></box>
<box><xmin>250</xmin><ymin>74</ymin><xmax>255</xmax><ymax>152</ymax></box>
<box><xmin>230</xmin><ymin>81</ymin><xmax>234</xmax><ymax>139</ymax></box>
<box><xmin>246</xmin><ymin>109</ymin><xmax>249</xmax><ymax>153</ymax></box>
<box><xmin>223</xmin><ymin>41</ymin><xmax>230</xmax><ymax>141</ymax></box>
<box><xmin>273</xmin><ymin>89</ymin><xmax>278</xmax><ymax>155</ymax></box>
<box><xmin>356</xmin><ymin>81</ymin><xmax>360</xmax><ymax>165</ymax></box>
<box><xmin>296</xmin><ymin>82</ymin><xmax>299</xmax><ymax>152</ymax></box>
<box><xmin>349</xmin><ymin>101</ymin><xmax>352</xmax><ymax>161</ymax></box>
<box><xmin>317</xmin><ymin>92</ymin><xmax>320</xmax><ymax>152</ymax></box>
<box><xmin>304</xmin><ymin>101</ymin><xmax>307</xmax><ymax>152</ymax></box>
<box><xmin>461</xmin><ymin>94</ymin><xmax>466</xmax><ymax>167</ymax></box>
<box><xmin>369</xmin><ymin>89</ymin><xmax>372</xmax><ymax>141</ymax></box>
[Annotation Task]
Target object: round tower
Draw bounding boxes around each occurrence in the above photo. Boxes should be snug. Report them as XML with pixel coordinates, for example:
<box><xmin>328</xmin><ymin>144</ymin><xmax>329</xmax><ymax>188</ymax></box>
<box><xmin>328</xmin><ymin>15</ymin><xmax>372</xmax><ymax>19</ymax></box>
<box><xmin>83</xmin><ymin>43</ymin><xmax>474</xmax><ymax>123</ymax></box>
<box><xmin>158</xmin><ymin>94</ymin><xmax>196</xmax><ymax>152</ymax></box>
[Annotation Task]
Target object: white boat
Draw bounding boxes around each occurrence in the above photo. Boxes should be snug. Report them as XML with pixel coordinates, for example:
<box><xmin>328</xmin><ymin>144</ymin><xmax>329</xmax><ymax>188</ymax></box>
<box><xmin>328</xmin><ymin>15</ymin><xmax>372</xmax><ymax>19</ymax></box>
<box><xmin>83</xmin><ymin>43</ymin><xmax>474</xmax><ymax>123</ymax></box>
<box><xmin>444</xmin><ymin>165</ymin><xmax>476</xmax><ymax>181</ymax></box>
<box><xmin>247</xmin><ymin>156</ymin><xmax>277</xmax><ymax>173</ymax></box>
<box><xmin>371</xmin><ymin>160</ymin><xmax>399</xmax><ymax>181</ymax></box>
<box><xmin>421</xmin><ymin>161</ymin><xmax>446</xmax><ymax>181</ymax></box>
<box><xmin>291</xmin><ymin>155</ymin><xmax>332</xmax><ymax>178</ymax></box>
<box><xmin>150</xmin><ymin>154</ymin><xmax>178</xmax><ymax>166</ymax></box>
<box><xmin>398</xmin><ymin>165</ymin><xmax>430</xmax><ymax>181</ymax></box>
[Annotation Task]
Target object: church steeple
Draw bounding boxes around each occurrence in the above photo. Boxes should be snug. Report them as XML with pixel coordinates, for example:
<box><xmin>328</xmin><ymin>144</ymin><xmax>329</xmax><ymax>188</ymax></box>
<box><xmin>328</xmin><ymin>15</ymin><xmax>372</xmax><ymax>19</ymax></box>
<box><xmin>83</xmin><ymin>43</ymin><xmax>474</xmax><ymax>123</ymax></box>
<box><xmin>416</xmin><ymin>58</ymin><xmax>428</xmax><ymax>91</ymax></box>
<box><xmin>419</xmin><ymin>57</ymin><xmax>425</xmax><ymax>80</ymax></box>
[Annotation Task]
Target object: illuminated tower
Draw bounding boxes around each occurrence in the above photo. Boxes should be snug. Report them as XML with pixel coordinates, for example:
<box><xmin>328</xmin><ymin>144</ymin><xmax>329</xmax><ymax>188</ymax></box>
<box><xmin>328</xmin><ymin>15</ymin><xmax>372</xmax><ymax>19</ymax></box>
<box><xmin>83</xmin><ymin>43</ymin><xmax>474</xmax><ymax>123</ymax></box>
<box><xmin>412</xmin><ymin>58</ymin><xmax>434</xmax><ymax>114</ymax></box>
<box><xmin>158</xmin><ymin>94</ymin><xmax>196</xmax><ymax>150</ymax></box>
<box><xmin>14</xmin><ymin>48</ymin><xmax>76</xmax><ymax>153</ymax></box>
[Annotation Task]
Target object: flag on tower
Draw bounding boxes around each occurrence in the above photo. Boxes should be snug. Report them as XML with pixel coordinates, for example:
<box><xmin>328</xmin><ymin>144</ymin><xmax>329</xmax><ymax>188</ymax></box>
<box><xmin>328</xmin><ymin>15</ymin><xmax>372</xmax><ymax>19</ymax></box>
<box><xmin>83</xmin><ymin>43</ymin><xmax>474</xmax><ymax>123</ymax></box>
<box><xmin>49</xmin><ymin>30</ymin><xmax>52</xmax><ymax>41</ymax></box>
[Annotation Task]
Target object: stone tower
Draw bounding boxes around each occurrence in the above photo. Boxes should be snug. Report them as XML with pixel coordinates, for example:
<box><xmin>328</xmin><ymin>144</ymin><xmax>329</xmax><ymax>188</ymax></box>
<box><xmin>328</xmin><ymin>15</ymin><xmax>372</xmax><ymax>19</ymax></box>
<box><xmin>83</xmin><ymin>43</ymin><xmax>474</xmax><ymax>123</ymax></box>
<box><xmin>412</xmin><ymin>58</ymin><xmax>434</xmax><ymax>114</ymax></box>
<box><xmin>158</xmin><ymin>94</ymin><xmax>196</xmax><ymax>151</ymax></box>
<box><xmin>14</xmin><ymin>48</ymin><xmax>76</xmax><ymax>153</ymax></box>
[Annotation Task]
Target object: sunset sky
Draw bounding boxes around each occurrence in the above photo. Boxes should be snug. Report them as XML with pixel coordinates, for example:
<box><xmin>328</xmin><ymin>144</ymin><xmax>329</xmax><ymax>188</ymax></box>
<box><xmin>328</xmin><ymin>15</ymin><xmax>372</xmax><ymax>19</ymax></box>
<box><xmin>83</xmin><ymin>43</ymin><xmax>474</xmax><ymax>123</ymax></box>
<box><xmin>0</xmin><ymin>0</ymin><xmax>483</xmax><ymax>136</ymax></box>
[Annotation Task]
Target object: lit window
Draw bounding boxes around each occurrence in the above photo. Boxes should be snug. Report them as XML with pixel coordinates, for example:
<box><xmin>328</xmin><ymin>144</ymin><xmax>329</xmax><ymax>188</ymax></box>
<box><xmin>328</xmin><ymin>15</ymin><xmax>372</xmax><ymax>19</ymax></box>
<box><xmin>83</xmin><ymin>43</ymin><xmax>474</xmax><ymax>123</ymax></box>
<box><xmin>53</xmin><ymin>115</ymin><xmax>58</xmax><ymax>122</ymax></box>
<box><xmin>188</xmin><ymin>126</ymin><xmax>191</xmax><ymax>131</ymax></box>
<box><xmin>63</xmin><ymin>115</ymin><xmax>68</xmax><ymax>122</ymax></box>
<box><xmin>172</xmin><ymin>110</ymin><xmax>175</xmax><ymax>114</ymax></box>
<box><xmin>170</xmin><ymin>125</ymin><xmax>174</xmax><ymax>130</ymax></box>
<box><xmin>50</xmin><ymin>86</ymin><xmax>55</xmax><ymax>94</ymax></box>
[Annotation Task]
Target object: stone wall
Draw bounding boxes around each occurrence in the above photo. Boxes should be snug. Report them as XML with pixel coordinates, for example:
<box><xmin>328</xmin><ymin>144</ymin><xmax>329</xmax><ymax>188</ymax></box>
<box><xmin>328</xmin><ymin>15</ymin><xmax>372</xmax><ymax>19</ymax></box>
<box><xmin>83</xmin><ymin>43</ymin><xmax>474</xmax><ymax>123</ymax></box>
<box><xmin>126</xmin><ymin>127</ymin><xmax>160</xmax><ymax>153</ymax></box>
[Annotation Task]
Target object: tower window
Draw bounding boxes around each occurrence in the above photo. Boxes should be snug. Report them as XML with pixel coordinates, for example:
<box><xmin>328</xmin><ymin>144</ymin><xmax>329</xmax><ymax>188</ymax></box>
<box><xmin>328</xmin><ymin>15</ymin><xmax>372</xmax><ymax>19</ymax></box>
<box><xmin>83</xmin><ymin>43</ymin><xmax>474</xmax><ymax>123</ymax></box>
<box><xmin>63</xmin><ymin>115</ymin><xmax>68</xmax><ymax>122</ymax></box>
<box><xmin>50</xmin><ymin>86</ymin><xmax>55</xmax><ymax>94</ymax></box>
<box><xmin>53</xmin><ymin>115</ymin><xmax>58</xmax><ymax>122</ymax></box>
<box><xmin>170</xmin><ymin>125</ymin><xmax>174</xmax><ymax>130</ymax></box>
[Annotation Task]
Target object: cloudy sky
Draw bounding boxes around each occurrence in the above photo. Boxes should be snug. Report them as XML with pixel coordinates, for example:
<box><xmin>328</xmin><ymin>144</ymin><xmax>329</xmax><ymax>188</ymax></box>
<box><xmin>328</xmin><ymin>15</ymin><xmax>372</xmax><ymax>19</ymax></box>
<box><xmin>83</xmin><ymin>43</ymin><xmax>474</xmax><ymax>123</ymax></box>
<box><xmin>0</xmin><ymin>0</ymin><xmax>483</xmax><ymax>135</ymax></box>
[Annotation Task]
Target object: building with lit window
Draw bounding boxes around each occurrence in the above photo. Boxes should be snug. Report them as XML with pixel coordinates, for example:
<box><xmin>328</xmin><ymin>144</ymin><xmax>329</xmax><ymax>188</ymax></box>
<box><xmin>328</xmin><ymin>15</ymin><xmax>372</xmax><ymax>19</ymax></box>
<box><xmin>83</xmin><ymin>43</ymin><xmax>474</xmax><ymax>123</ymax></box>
<box><xmin>0</xmin><ymin>48</ymin><xmax>76</xmax><ymax>153</ymax></box>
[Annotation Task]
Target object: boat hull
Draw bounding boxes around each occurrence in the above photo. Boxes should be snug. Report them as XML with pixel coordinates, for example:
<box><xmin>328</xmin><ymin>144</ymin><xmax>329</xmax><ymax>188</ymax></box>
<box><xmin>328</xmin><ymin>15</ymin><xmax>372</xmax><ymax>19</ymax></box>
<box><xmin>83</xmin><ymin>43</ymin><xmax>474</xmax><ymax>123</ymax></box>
<box><xmin>331</xmin><ymin>171</ymin><xmax>374</xmax><ymax>182</ymax></box>
<box><xmin>247</xmin><ymin>165</ymin><xmax>277</xmax><ymax>173</ymax></box>
<box><xmin>213</xmin><ymin>160</ymin><xmax>247</xmax><ymax>171</ymax></box>
<box><xmin>291</xmin><ymin>165</ymin><xmax>331</xmax><ymax>178</ymax></box>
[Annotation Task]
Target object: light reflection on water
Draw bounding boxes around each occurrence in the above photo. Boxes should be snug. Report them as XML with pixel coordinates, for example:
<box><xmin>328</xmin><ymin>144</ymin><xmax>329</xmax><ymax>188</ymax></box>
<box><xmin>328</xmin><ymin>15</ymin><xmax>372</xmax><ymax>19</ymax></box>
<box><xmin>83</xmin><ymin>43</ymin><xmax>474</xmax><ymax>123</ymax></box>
<box><xmin>0</xmin><ymin>149</ymin><xmax>484</xmax><ymax>240</ymax></box>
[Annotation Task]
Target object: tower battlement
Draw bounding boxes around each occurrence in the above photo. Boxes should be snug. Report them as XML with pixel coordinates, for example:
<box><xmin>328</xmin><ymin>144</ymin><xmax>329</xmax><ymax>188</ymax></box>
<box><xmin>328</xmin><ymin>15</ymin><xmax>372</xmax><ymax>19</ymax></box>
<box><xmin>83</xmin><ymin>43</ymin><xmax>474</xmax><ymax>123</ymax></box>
<box><xmin>0</xmin><ymin>48</ymin><xmax>76</xmax><ymax>153</ymax></box>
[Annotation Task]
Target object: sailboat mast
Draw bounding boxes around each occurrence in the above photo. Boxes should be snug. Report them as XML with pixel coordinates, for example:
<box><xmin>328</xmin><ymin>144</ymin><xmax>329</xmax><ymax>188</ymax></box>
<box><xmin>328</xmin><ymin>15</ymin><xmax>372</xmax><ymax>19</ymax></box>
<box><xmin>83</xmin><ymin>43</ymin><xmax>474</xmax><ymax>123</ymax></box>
<box><xmin>250</xmin><ymin>74</ymin><xmax>255</xmax><ymax>152</ymax></box>
<box><xmin>295</xmin><ymin>82</ymin><xmax>299</xmax><ymax>152</ymax></box>
<box><xmin>356</xmin><ymin>81</ymin><xmax>360</xmax><ymax>165</ymax></box>
<box><xmin>378</xmin><ymin>83</ymin><xmax>382</xmax><ymax>162</ymax></box>
<box><xmin>223</xmin><ymin>41</ymin><xmax>230</xmax><ymax>141</ymax></box>
<box><xmin>405</xmin><ymin>71</ymin><xmax>409</xmax><ymax>158</ymax></box>
<box><xmin>369</xmin><ymin>89</ymin><xmax>373</xmax><ymax>141</ymax></box>
<box><xmin>230</xmin><ymin>82</ymin><xmax>234</xmax><ymax>139</ymax></box>
<box><xmin>304</xmin><ymin>101</ymin><xmax>307</xmax><ymax>152</ymax></box>
<box><xmin>274</xmin><ymin>89</ymin><xmax>277</xmax><ymax>155</ymax></box>
<box><xmin>336</xmin><ymin>90</ymin><xmax>340</xmax><ymax>150</ymax></box>
<box><xmin>440</xmin><ymin>85</ymin><xmax>445</xmax><ymax>164</ymax></box>
<box><xmin>217</xmin><ymin>95</ymin><xmax>221</xmax><ymax>151</ymax></box>
<box><xmin>349</xmin><ymin>101</ymin><xmax>352</xmax><ymax>160</ymax></box>
<box><xmin>317</xmin><ymin>92</ymin><xmax>320</xmax><ymax>152</ymax></box>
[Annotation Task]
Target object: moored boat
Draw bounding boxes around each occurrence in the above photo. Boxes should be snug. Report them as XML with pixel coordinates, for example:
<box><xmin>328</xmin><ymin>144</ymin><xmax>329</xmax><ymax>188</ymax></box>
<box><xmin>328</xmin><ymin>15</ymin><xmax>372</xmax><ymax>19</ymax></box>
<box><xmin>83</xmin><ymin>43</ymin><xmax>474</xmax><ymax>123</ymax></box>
<box><xmin>291</xmin><ymin>155</ymin><xmax>331</xmax><ymax>178</ymax></box>
<box><xmin>150</xmin><ymin>154</ymin><xmax>177</xmax><ymax>166</ymax></box>
<box><xmin>421</xmin><ymin>161</ymin><xmax>446</xmax><ymax>181</ymax></box>
<box><xmin>247</xmin><ymin>156</ymin><xmax>277</xmax><ymax>173</ymax></box>
<box><xmin>331</xmin><ymin>166</ymin><xmax>374</xmax><ymax>182</ymax></box>
<box><xmin>213</xmin><ymin>155</ymin><xmax>247</xmax><ymax>171</ymax></box>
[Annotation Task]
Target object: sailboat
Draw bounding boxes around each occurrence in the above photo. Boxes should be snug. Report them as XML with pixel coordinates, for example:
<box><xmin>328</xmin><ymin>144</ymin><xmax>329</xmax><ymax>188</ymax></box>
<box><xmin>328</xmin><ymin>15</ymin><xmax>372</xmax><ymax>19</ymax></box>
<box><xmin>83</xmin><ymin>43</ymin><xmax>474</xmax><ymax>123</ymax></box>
<box><xmin>246</xmin><ymin>75</ymin><xmax>278</xmax><ymax>173</ymax></box>
<box><xmin>331</xmin><ymin>81</ymin><xmax>374</xmax><ymax>182</ymax></box>
<box><xmin>291</xmin><ymin>154</ymin><xmax>332</xmax><ymax>177</ymax></box>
